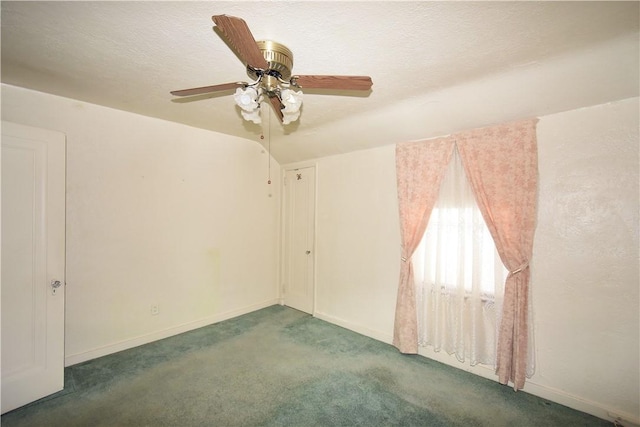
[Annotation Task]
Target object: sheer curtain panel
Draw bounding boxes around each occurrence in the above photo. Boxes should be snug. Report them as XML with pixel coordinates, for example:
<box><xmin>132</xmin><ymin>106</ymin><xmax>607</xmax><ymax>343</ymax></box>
<box><xmin>413</xmin><ymin>147</ymin><xmax>508</xmax><ymax>366</ymax></box>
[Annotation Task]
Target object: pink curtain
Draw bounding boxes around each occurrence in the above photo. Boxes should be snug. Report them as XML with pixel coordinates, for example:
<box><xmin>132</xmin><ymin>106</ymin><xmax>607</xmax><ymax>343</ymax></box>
<box><xmin>456</xmin><ymin>119</ymin><xmax>539</xmax><ymax>390</ymax></box>
<box><xmin>393</xmin><ymin>137</ymin><xmax>455</xmax><ymax>353</ymax></box>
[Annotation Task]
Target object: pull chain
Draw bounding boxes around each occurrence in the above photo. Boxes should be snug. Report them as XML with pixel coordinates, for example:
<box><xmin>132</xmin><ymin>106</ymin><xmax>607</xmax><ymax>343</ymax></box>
<box><xmin>260</xmin><ymin>108</ymin><xmax>272</xmax><ymax>186</ymax></box>
<box><xmin>267</xmin><ymin>108</ymin><xmax>271</xmax><ymax>185</ymax></box>
<box><xmin>260</xmin><ymin>132</ymin><xmax>270</xmax><ymax>185</ymax></box>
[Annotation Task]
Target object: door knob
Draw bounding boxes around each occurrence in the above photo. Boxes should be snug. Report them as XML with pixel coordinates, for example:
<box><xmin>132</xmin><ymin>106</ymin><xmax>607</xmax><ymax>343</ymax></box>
<box><xmin>305</xmin><ymin>250</ymin><xmax>311</xmax><ymax>255</ymax></box>
<box><xmin>51</xmin><ymin>280</ymin><xmax>63</xmax><ymax>295</ymax></box>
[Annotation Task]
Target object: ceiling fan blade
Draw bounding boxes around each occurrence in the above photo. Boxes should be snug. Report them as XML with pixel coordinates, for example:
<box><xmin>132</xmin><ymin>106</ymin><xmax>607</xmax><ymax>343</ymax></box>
<box><xmin>292</xmin><ymin>75</ymin><xmax>373</xmax><ymax>91</ymax></box>
<box><xmin>170</xmin><ymin>82</ymin><xmax>246</xmax><ymax>97</ymax></box>
<box><xmin>268</xmin><ymin>96</ymin><xmax>284</xmax><ymax>123</ymax></box>
<box><xmin>212</xmin><ymin>15</ymin><xmax>268</xmax><ymax>70</ymax></box>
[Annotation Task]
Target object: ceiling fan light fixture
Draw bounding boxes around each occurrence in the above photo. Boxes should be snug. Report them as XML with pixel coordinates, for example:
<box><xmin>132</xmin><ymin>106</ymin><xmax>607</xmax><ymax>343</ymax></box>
<box><xmin>172</xmin><ymin>15</ymin><xmax>373</xmax><ymax>126</ymax></box>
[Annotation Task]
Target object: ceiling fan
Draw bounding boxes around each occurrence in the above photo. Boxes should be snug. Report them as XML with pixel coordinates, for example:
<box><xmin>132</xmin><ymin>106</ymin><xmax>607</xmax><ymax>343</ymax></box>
<box><xmin>170</xmin><ymin>15</ymin><xmax>373</xmax><ymax>125</ymax></box>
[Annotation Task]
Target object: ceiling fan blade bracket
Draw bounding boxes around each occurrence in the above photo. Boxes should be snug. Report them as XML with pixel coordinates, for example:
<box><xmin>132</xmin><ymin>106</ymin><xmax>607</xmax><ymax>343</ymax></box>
<box><xmin>248</xmin><ymin>65</ymin><xmax>265</xmax><ymax>76</ymax></box>
<box><xmin>265</xmin><ymin>69</ymin><xmax>281</xmax><ymax>79</ymax></box>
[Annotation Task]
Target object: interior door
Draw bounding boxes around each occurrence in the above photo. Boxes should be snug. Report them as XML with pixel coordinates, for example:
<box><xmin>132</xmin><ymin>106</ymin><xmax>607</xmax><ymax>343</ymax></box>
<box><xmin>282</xmin><ymin>166</ymin><xmax>315</xmax><ymax>314</ymax></box>
<box><xmin>1</xmin><ymin>121</ymin><xmax>66</xmax><ymax>414</ymax></box>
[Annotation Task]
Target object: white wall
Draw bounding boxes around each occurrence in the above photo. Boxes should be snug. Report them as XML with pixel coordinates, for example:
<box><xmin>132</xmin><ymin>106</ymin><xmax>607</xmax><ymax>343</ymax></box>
<box><xmin>314</xmin><ymin>146</ymin><xmax>400</xmax><ymax>342</ymax></box>
<box><xmin>1</xmin><ymin>84</ymin><xmax>281</xmax><ymax>365</ymax></box>
<box><xmin>534</xmin><ymin>98</ymin><xmax>639</xmax><ymax>422</ymax></box>
<box><xmin>309</xmin><ymin>97</ymin><xmax>639</xmax><ymax>424</ymax></box>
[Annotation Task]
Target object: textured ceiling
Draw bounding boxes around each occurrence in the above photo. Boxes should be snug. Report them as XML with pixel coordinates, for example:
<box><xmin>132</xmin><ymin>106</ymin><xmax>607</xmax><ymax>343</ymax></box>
<box><xmin>1</xmin><ymin>1</ymin><xmax>638</xmax><ymax>164</ymax></box>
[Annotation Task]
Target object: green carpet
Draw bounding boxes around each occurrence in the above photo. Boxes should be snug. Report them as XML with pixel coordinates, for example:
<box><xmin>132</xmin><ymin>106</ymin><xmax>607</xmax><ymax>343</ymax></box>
<box><xmin>1</xmin><ymin>305</ymin><xmax>611</xmax><ymax>426</ymax></box>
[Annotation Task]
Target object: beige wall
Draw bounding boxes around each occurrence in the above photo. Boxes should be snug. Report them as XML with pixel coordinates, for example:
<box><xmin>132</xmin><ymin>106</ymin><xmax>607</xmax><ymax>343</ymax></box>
<box><xmin>2</xmin><ymin>84</ymin><xmax>281</xmax><ymax>364</ymax></box>
<box><xmin>309</xmin><ymin>97</ymin><xmax>639</xmax><ymax>423</ymax></box>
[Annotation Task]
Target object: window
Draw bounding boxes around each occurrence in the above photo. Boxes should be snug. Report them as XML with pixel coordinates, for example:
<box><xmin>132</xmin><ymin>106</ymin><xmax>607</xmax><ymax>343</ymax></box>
<box><xmin>413</xmin><ymin>147</ymin><xmax>507</xmax><ymax>366</ymax></box>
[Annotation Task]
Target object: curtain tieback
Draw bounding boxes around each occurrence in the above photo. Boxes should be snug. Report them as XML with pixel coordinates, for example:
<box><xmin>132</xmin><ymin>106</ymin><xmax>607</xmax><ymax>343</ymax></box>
<box><xmin>401</xmin><ymin>256</ymin><xmax>408</xmax><ymax>263</ymax></box>
<box><xmin>508</xmin><ymin>261</ymin><xmax>530</xmax><ymax>277</ymax></box>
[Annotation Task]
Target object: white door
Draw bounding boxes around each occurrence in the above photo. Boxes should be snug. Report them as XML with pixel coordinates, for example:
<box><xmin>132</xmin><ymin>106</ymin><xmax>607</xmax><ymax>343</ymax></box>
<box><xmin>282</xmin><ymin>166</ymin><xmax>315</xmax><ymax>314</ymax></box>
<box><xmin>1</xmin><ymin>121</ymin><xmax>66</xmax><ymax>414</ymax></box>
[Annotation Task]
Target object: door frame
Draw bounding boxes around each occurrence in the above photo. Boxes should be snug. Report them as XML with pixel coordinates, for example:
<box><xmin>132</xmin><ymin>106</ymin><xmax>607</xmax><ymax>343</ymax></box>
<box><xmin>279</xmin><ymin>162</ymin><xmax>317</xmax><ymax>314</ymax></box>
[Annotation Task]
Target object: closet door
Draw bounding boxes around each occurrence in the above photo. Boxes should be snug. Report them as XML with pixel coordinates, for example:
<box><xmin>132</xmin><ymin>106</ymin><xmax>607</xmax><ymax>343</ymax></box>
<box><xmin>1</xmin><ymin>121</ymin><xmax>66</xmax><ymax>413</ymax></box>
<box><xmin>282</xmin><ymin>166</ymin><xmax>315</xmax><ymax>314</ymax></box>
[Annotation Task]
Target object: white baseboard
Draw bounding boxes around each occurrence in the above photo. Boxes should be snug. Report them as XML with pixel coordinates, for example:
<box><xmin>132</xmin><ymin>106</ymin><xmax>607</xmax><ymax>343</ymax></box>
<box><xmin>313</xmin><ymin>311</ymin><xmax>394</xmax><ymax>345</ymax></box>
<box><xmin>524</xmin><ymin>381</ymin><xmax>640</xmax><ymax>427</ymax></box>
<box><xmin>65</xmin><ymin>298</ymin><xmax>279</xmax><ymax>367</ymax></box>
<box><xmin>417</xmin><ymin>348</ymin><xmax>639</xmax><ymax>425</ymax></box>
<box><xmin>313</xmin><ymin>311</ymin><xmax>639</xmax><ymax>426</ymax></box>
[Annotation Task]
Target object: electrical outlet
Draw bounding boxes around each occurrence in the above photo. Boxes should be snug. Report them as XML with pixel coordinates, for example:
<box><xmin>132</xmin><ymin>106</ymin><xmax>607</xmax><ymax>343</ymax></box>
<box><xmin>151</xmin><ymin>304</ymin><xmax>159</xmax><ymax>315</ymax></box>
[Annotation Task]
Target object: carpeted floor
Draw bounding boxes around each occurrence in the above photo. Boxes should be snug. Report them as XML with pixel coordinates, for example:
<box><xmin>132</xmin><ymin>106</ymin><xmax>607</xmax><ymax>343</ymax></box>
<box><xmin>1</xmin><ymin>305</ymin><xmax>612</xmax><ymax>426</ymax></box>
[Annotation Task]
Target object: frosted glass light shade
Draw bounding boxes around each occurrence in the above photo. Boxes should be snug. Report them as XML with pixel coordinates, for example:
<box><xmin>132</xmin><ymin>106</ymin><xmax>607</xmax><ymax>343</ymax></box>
<box><xmin>281</xmin><ymin>89</ymin><xmax>303</xmax><ymax>114</ymax></box>
<box><xmin>241</xmin><ymin>108</ymin><xmax>262</xmax><ymax>124</ymax></box>
<box><xmin>283</xmin><ymin>110</ymin><xmax>300</xmax><ymax>125</ymax></box>
<box><xmin>234</xmin><ymin>87</ymin><xmax>261</xmax><ymax>112</ymax></box>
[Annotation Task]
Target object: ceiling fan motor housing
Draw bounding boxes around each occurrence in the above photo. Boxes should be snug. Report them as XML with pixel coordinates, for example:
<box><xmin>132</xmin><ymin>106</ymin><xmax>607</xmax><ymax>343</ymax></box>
<box><xmin>247</xmin><ymin>40</ymin><xmax>294</xmax><ymax>92</ymax></box>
